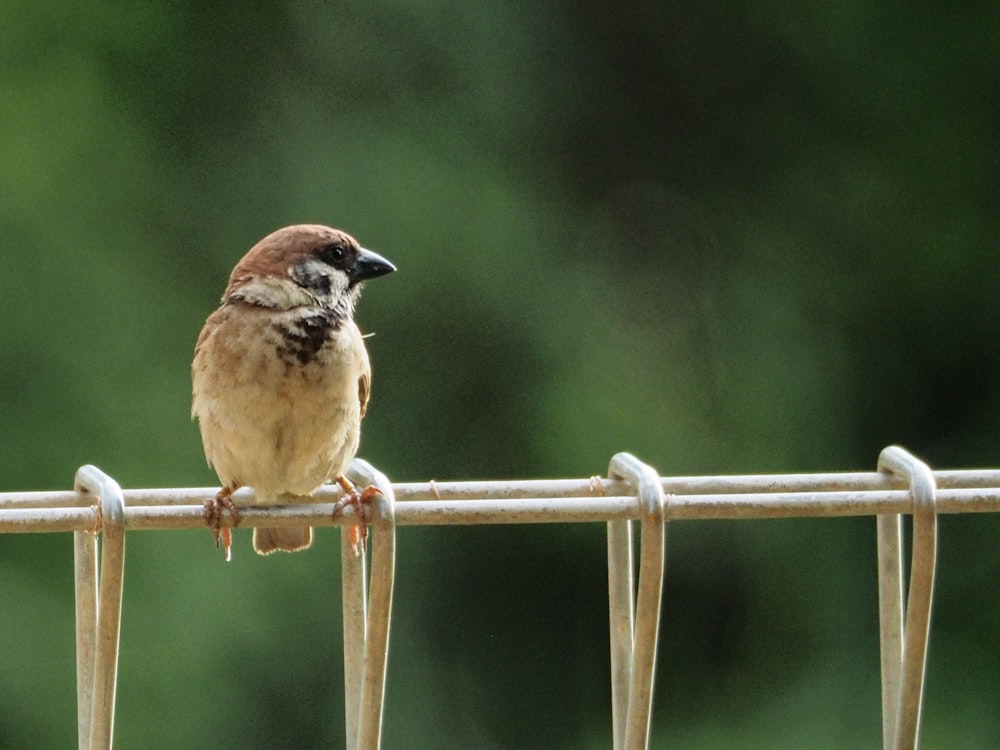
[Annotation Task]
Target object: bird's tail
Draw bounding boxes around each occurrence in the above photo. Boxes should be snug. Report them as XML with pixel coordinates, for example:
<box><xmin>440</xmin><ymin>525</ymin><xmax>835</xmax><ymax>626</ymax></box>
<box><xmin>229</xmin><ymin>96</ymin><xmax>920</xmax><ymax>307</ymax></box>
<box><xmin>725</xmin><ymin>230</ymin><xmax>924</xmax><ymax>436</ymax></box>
<box><xmin>253</xmin><ymin>526</ymin><xmax>313</xmax><ymax>555</ymax></box>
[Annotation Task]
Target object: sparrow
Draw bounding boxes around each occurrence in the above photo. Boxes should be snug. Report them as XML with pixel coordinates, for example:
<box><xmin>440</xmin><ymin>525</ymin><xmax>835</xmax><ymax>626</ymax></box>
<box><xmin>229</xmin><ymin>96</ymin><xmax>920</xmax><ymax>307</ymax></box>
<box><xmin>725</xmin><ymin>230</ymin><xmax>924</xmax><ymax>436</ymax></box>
<box><xmin>191</xmin><ymin>224</ymin><xmax>396</xmax><ymax>558</ymax></box>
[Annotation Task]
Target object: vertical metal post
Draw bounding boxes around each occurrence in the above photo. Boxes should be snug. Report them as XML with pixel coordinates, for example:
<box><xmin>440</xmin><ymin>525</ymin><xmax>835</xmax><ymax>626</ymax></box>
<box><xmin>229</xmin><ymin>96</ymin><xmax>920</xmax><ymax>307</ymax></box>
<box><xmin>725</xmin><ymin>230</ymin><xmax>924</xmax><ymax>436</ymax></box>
<box><xmin>876</xmin><ymin>446</ymin><xmax>938</xmax><ymax>750</ymax></box>
<box><xmin>877</xmin><ymin>512</ymin><xmax>904</xmax><ymax>748</ymax></box>
<box><xmin>73</xmin><ymin>465</ymin><xmax>126</xmax><ymax>750</ymax></box>
<box><xmin>607</xmin><ymin>453</ymin><xmax>667</xmax><ymax>750</ymax></box>
<box><xmin>607</xmin><ymin>517</ymin><xmax>634</xmax><ymax>750</ymax></box>
<box><xmin>341</xmin><ymin>460</ymin><xmax>397</xmax><ymax>750</ymax></box>
<box><xmin>356</xmin><ymin>484</ymin><xmax>395</xmax><ymax>750</ymax></box>
<box><xmin>74</xmin><ymin>530</ymin><xmax>98</xmax><ymax>750</ymax></box>
<box><xmin>341</xmin><ymin>524</ymin><xmax>367</xmax><ymax>749</ymax></box>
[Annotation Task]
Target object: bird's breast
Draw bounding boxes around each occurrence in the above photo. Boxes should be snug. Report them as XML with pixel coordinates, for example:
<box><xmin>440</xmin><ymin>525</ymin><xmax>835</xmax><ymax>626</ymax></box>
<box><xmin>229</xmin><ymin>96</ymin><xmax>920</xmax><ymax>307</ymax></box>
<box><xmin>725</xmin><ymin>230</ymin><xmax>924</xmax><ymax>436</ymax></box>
<box><xmin>192</xmin><ymin>303</ymin><xmax>369</xmax><ymax>495</ymax></box>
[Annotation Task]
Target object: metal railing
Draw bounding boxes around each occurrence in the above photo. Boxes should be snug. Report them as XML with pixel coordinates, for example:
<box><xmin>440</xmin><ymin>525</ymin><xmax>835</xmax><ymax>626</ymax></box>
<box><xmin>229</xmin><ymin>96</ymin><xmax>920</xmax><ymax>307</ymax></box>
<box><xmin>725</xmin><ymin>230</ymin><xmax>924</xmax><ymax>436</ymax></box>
<box><xmin>2</xmin><ymin>446</ymin><xmax>999</xmax><ymax>749</ymax></box>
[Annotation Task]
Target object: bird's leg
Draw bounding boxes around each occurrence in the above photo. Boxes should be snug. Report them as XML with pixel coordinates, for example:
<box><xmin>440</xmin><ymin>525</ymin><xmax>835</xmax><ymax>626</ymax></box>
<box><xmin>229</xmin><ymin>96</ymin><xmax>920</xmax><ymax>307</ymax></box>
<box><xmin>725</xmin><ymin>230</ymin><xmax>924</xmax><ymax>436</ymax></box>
<box><xmin>332</xmin><ymin>475</ymin><xmax>382</xmax><ymax>556</ymax></box>
<box><xmin>204</xmin><ymin>484</ymin><xmax>241</xmax><ymax>561</ymax></box>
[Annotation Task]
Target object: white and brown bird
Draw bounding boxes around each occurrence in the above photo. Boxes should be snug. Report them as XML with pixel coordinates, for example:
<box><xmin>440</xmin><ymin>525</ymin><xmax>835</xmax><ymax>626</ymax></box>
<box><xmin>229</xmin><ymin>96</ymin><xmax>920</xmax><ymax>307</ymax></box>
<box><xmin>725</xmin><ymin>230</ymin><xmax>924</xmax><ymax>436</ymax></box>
<box><xmin>192</xmin><ymin>224</ymin><xmax>395</xmax><ymax>558</ymax></box>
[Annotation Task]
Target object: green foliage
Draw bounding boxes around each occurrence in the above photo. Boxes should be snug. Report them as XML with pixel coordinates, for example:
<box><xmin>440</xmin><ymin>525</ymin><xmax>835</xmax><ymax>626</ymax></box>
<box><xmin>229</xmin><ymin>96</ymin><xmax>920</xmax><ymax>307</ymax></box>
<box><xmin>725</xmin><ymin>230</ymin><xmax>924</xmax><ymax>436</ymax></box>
<box><xmin>2</xmin><ymin>1</ymin><xmax>1000</xmax><ymax>746</ymax></box>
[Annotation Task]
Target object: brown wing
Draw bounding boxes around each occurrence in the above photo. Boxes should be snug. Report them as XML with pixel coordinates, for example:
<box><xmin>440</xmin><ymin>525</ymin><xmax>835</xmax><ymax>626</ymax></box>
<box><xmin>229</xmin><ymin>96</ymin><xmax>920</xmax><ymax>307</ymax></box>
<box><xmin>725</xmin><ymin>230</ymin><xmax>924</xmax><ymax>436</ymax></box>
<box><xmin>358</xmin><ymin>368</ymin><xmax>371</xmax><ymax>418</ymax></box>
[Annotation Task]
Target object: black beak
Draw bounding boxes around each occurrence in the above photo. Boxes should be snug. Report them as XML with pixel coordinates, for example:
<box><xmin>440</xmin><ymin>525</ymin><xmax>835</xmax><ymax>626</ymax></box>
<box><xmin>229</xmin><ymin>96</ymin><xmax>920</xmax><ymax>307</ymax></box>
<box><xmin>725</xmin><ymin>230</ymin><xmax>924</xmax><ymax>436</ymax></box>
<box><xmin>350</xmin><ymin>247</ymin><xmax>396</xmax><ymax>283</ymax></box>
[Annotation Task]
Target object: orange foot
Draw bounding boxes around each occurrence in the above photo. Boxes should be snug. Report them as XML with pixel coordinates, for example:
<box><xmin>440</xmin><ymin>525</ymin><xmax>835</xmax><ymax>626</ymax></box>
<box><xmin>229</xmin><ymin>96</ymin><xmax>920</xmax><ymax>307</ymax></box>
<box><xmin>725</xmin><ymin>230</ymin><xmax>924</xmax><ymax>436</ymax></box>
<box><xmin>332</xmin><ymin>475</ymin><xmax>382</xmax><ymax>556</ymax></box>
<box><xmin>204</xmin><ymin>484</ymin><xmax>241</xmax><ymax>561</ymax></box>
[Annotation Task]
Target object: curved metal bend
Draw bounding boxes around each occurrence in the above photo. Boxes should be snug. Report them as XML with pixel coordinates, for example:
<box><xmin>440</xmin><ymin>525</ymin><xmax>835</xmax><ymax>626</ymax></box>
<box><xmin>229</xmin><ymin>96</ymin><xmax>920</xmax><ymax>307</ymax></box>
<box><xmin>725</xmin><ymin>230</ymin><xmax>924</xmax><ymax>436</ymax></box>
<box><xmin>73</xmin><ymin>465</ymin><xmax>126</xmax><ymax>750</ymax></box>
<box><xmin>876</xmin><ymin>446</ymin><xmax>938</xmax><ymax>750</ymax></box>
<box><xmin>341</xmin><ymin>459</ymin><xmax>396</xmax><ymax>750</ymax></box>
<box><xmin>607</xmin><ymin>453</ymin><xmax>667</xmax><ymax>750</ymax></box>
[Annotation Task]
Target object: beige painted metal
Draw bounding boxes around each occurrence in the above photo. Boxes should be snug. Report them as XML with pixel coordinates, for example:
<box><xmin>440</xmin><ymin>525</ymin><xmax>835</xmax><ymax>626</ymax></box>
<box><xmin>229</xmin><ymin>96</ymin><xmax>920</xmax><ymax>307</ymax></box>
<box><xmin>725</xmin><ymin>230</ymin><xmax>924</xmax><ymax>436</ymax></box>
<box><xmin>340</xmin><ymin>460</ymin><xmax>396</xmax><ymax>750</ymax></box>
<box><xmin>1</xmin><ymin>447</ymin><xmax>985</xmax><ymax>748</ymax></box>
<box><xmin>73</xmin><ymin>465</ymin><xmax>126</xmax><ymax>750</ymax></box>
<box><xmin>876</xmin><ymin>447</ymin><xmax>938</xmax><ymax>750</ymax></box>
<box><xmin>606</xmin><ymin>453</ymin><xmax>666</xmax><ymax>750</ymax></box>
<box><xmin>5</xmin><ymin>479</ymin><xmax>1000</xmax><ymax>533</ymax></box>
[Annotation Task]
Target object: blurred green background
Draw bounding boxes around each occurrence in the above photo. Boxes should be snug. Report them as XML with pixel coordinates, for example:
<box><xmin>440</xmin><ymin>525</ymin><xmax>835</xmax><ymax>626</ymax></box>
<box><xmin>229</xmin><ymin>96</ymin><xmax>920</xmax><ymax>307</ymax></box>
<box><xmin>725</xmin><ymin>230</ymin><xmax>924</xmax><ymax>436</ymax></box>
<box><xmin>3</xmin><ymin>1</ymin><xmax>1000</xmax><ymax>747</ymax></box>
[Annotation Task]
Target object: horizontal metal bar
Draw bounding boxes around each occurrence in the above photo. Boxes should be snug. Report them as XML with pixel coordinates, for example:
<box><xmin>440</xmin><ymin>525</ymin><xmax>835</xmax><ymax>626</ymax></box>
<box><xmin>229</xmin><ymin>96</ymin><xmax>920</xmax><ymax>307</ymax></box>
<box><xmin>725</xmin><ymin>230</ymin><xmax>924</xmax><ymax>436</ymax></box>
<box><xmin>2</xmin><ymin>485</ymin><xmax>1000</xmax><ymax>533</ymax></box>
<box><xmin>5</xmin><ymin>468</ymin><xmax>1000</xmax><ymax>511</ymax></box>
<box><xmin>391</xmin><ymin>469</ymin><xmax>1000</xmax><ymax>498</ymax></box>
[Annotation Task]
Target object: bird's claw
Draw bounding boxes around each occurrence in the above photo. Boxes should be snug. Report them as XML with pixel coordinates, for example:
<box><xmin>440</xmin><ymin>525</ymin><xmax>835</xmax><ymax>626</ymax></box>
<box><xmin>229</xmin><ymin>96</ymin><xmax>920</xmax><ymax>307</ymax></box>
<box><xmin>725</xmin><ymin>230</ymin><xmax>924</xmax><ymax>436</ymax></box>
<box><xmin>333</xmin><ymin>476</ymin><xmax>381</xmax><ymax>556</ymax></box>
<box><xmin>204</xmin><ymin>486</ymin><xmax>241</xmax><ymax>561</ymax></box>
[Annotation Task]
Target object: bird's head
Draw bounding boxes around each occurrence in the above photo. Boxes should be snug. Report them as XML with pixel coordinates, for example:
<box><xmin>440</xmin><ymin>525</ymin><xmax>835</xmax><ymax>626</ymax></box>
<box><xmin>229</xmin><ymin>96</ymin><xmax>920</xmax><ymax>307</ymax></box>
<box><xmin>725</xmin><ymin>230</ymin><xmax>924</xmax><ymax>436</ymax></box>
<box><xmin>223</xmin><ymin>224</ymin><xmax>396</xmax><ymax>312</ymax></box>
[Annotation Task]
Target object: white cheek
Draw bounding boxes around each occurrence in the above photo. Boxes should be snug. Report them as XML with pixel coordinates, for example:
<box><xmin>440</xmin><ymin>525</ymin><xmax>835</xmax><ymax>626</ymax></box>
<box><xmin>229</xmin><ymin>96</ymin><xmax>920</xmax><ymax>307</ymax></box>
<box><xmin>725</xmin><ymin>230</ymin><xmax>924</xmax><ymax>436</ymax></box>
<box><xmin>233</xmin><ymin>276</ymin><xmax>315</xmax><ymax>308</ymax></box>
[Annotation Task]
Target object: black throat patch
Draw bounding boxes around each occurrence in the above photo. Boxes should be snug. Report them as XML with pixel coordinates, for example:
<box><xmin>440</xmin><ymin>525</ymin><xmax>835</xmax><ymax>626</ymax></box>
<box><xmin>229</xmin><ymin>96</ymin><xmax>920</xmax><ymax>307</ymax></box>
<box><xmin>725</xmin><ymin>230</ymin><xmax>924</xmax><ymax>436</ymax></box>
<box><xmin>273</xmin><ymin>309</ymin><xmax>342</xmax><ymax>367</ymax></box>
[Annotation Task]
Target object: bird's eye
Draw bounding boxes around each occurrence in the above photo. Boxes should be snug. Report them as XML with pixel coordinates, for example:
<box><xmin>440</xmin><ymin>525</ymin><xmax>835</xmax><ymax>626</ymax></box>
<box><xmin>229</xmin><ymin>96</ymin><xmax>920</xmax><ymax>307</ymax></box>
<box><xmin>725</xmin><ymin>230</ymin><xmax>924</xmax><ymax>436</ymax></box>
<box><xmin>320</xmin><ymin>242</ymin><xmax>350</xmax><ymax>268</ymax></box>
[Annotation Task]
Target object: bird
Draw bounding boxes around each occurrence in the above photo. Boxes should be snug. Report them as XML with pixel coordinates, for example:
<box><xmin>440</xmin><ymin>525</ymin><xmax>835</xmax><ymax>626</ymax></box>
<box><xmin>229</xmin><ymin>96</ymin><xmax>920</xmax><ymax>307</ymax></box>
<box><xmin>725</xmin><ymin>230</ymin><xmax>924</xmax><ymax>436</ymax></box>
<box><xmin>191</xmin><ymin>224</ymin><xmax>395</xmax><ymax>558</ymax></box>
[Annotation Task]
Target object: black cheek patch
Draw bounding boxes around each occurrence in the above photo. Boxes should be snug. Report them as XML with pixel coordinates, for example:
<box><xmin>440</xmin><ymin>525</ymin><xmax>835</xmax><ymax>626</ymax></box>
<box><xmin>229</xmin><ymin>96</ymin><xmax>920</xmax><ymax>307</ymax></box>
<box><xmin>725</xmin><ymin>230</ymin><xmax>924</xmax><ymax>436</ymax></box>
<box><xmin>291</xmin><ymin>262</ymin><xmax>332</xmax><ymax>296</ymax></box>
